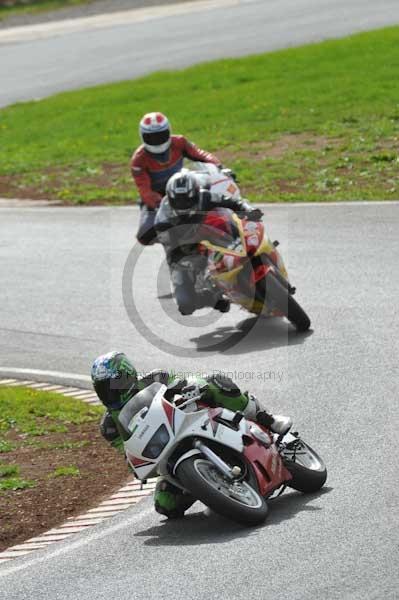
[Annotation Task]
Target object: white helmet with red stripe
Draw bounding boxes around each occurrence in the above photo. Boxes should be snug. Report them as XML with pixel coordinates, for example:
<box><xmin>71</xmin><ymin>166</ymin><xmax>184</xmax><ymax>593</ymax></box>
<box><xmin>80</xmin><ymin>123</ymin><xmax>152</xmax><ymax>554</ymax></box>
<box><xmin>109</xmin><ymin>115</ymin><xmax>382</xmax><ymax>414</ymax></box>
<box><xmin>139</xmin><ymin>112</ymin><xmax>171</xmax><ymax>154</ymax></box>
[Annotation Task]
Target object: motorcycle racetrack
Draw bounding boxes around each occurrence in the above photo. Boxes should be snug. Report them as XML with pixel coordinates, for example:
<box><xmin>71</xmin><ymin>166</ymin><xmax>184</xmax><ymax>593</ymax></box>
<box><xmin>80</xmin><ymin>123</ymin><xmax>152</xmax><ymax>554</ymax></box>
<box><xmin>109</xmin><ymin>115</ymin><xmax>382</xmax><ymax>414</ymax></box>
<box><xmin>0</xmin><ymin>1</ymin><xmax>398</xmax><ymax>599</ymax></box>
<box><xmin>0</xmin><ymin>202</ymin><xmax>398</xmax><ymax>599</ymax></box>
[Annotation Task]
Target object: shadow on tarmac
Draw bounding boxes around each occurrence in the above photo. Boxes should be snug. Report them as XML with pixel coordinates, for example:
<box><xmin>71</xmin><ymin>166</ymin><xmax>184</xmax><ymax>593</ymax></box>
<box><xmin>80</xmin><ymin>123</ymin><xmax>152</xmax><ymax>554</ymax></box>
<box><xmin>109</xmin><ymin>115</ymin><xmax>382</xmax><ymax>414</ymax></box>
<box><xmin>190</xmin><ymin>316</ymin><xmax>314</xmax><ymax>355</ymax></box>
<box><xmin>134</xmin><ymin>487</ymin><xmax>332</xmax><ymax>547</ymax></box>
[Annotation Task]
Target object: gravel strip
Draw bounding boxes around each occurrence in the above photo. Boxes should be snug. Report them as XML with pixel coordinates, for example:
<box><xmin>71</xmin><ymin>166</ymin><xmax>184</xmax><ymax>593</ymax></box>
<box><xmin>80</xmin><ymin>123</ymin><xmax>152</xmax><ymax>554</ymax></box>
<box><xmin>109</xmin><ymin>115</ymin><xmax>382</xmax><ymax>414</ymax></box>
<box><xmin>0</xmin><ymin>0</ymin><xmax>204</xmax><ymax>29</ymax></box>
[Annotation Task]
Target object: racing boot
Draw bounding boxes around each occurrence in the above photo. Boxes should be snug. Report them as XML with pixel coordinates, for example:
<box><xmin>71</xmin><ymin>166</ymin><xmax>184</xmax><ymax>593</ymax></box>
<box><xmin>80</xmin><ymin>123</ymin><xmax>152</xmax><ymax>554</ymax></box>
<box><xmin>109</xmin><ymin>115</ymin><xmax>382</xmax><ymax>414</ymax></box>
<box><xmin>195</xmin><ymin>290</ymin><xmax>230</xmax><ymax>313</ymax></box>
<box><xmin>214</xmin><ymin>296</ymin><xmax>231</xmax><ymax>313</ymax></box>
<box><xmin>154</xmin><ymin>478</ymin><xmax>195</xmax><ymax>519</ymax></box>
<box><xmin>256</xmin><ymin>411</ymin><xmax>292</xmax><ymax>435</ymax></box>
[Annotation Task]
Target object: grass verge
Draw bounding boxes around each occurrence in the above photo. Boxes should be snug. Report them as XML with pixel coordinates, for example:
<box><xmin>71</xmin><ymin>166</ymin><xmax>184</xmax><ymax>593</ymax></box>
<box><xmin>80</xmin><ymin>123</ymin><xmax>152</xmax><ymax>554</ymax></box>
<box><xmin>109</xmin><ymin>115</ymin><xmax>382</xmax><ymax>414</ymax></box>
<box><xmin>0</xmin><ymin>386</ymin><xmax>130</xmax><ymax>551</ymax></box>
<box><xmin>0</xmin><ymin>0</ymin><xmax>90</xmax><ymax>22</ymax></box>
<box><xmin>0</xmin><ymin>26</ymin><xmax>398</xmax><ymax>203</ymax></box>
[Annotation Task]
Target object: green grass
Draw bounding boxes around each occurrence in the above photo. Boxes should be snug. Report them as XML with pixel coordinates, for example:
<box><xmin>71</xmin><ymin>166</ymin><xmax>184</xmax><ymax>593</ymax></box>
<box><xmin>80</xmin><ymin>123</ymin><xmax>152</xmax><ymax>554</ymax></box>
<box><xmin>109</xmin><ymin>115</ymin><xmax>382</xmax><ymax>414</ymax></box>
<box><xmin>48</xmin><ymin>465</ymin><xmax>80</xmax><ymax>478</ymax></box>
<box><xmin>0</xmin><ymin>26</ymin><xmax>398</xmax><ymax>202</ymax></box>
<box><xmin>0</xmin><ymin>462</ymin><xmax>36</xmax><ymax>491</ymax></box>
<box><xmin>0</xmin><ymin>477</ymin><xmax>36</xmax><ymax>491</ymax></box>
<box><xmin>0</xmin><ymin>0</ymin><xmax>91</xmax><ymax>22</ymax></box>
<box><xmin>0</xmin><ymin>463</ymin><xmax>19</xmax><ymax>477</ymax></box>
<box><xmin>0</xmin><ymin>386</ymin><xmax>102</xmax><ymax>437</ymax></box>
<box><xmin>26</xmin><ymin>439</ymin><xmax>91</xmax><ymax>450</ymax></box>
<box><xmin>0</xmin><ymin>387</ymin><xmax>101</xmax><ymax>493</ymax></box>
<box><xmin>0</xmin><ymin>440</ymin><xmax>15</xmax><ymax>453</ymax></box>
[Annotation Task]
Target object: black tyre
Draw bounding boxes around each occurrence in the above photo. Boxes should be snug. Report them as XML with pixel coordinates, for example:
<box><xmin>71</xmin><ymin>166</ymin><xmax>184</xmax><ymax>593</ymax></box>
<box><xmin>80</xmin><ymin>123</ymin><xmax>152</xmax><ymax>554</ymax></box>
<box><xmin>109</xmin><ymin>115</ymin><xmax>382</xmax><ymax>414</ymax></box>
<box><xmin>257</xmin><ymin>273</ymin><xmax>311</xmax><ymax>332</ymax></box>
<box><xmin>283</xmin><ymin>440</ymin><xmax>327</xmax><ymax>493</ymax></box>
<box><xmin>176</xmin><ymin>456</ymin><xmax>268</xmax><ymax>526</ymax></box>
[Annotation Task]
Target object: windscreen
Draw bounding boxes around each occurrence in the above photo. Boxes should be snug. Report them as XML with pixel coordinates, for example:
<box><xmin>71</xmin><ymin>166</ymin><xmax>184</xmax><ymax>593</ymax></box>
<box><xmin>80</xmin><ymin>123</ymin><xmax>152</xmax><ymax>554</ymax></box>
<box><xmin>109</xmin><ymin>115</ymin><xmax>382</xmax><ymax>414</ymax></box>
<box><xmin>118</xmin><ymin>382</ymin><xmax>163</xmax><ymax>435</ymax></box>
<box><xmin>200</xmin><ymin>208</ymin><xmax>241</xmax><ymax>249</ymax></box>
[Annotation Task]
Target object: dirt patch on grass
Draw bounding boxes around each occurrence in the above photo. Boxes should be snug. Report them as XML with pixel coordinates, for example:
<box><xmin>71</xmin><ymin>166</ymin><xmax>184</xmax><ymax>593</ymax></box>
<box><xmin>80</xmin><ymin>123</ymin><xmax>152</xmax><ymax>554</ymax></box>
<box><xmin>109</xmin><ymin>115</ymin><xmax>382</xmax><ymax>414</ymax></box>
<box><xmin>220</xmin><ymin>133</ymin><xmax>341</xmax><ymax>162</ymax></box>
<box><xmin>0</xmin><ymin>420</ymin><xmax>130</xmax><ymax>552</ymax></box>
<box><xmin>0</xmin><ymin>175</ymin><xmax>50</xmax><ymax>200</ymax></box>
<box><xmin>0</xmin><ymin>134</ymin><xmax>397</xmax><ymax>203</ymax></box>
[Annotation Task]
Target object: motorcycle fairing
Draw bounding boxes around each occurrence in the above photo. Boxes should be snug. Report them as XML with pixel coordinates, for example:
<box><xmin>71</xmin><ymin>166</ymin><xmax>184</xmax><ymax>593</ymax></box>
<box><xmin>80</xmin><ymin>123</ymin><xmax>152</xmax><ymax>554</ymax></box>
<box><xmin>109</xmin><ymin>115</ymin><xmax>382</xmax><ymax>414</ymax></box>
<box><xmin>200</xmin><ymin>210</ymin><xmax>289</xmax><ymax>315</ymax></box>
<box><xmin>243</xmin><ymin>435</ymin><xmax>292</xmax><ymax>497</ymax></box>
<box><xmin>124</xmin><ymin>389</ymin><xmax>246</xmax><ymax>480</ymax></box>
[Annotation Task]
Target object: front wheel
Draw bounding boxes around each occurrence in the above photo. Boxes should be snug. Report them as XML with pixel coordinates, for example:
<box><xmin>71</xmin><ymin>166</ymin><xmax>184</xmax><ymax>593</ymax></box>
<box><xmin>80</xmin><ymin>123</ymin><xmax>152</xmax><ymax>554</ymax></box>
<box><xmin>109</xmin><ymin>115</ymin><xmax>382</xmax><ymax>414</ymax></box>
<box><xmin>258</xmin><ymin>273</ymin><xmax>311</xmax><ymax>332</ymax></box>
<box><xmin>282</xmin><ymin>439</ymin><xmax>327</xmax><ymax>493</ymax></box>
<box><xmin>176</xmin><ymin>457</ymin><xmax>268</xmax><ymax>526</ymax></box>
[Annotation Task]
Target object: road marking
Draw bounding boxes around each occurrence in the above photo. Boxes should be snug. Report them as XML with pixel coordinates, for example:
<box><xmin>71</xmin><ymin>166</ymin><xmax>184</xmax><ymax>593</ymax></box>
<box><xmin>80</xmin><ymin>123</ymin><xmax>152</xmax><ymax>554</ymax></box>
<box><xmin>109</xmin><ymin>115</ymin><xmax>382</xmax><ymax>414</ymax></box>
<box><xmin>0</xmin><ymin>506</ymin><xmax>155</xmax><ymax>576</ymax></box>
<box><xmin>0</xmin><ymin>377</ymin><xmax>157</xmax><ymax>564</ymax></box>
<box><xmin>0</xmin><ymin>367</ymin><xmax>91</xmax><ymax>387</ymax></box>
<box><xmin>0</xmin><ymin>0</ymin><xmax>242</xmax><ymax>45</ymax></box>
<box><xmin>0</xmin><ymin>200</ymin><xmax>398</xmax><ymax>211</ymax></box>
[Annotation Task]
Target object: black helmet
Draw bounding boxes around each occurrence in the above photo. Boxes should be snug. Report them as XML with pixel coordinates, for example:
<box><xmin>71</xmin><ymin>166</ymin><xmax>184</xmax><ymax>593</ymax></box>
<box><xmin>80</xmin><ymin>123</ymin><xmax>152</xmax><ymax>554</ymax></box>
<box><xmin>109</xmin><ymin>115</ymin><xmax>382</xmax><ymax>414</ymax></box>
<box><xmin>91</xmin><ymin>351</ymin><xmax>138</xmax><ymax>410</ymax></box>
<box><xmin>166</xmin><ymin>171</ymin><xmax>200</xmax><ymax>216</ymax></box>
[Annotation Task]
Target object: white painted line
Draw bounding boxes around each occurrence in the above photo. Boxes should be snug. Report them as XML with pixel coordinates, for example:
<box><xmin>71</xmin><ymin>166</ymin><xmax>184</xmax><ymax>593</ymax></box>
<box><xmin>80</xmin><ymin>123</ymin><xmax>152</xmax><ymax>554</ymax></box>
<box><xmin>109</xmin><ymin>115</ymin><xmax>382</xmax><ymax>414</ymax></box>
<box><xmin>0</xmin><ymin>506</ymin><xmax>155</xmax><ymax>577</ymax></box>
<box><xmin>29</xmin><ymin>534</ymin><xmax>71</xmax><ymax>542</ymax></box>
<box><xmin>35</xmin><ymin>384</ymin><xmax>64</xmax><ymax>392</ymax></box>
<box><xmin>86</xmin><ymin>508</ymin><xmax>122</xmax><ymax>516</ymax></box>
<box><xmin>0</xmin><ymin>0</ymin><xmax>241</xmax><ymax>44</ymax></box>
<box><xmin>86</xmin><ymin>506</ymin><xmax>128</xmax><ymax>513</ymax></box>
<box><xmin>28</xmin><ymin>382</ymin><xmax>58</xmax><ymax>389</ymax></box>
<box><xmin>68</xmin><ymin>390</ymin><xmax>96</xmax><ymax>398</ymax></box>
<box><xmin>44</xmin><ymin>527</ymin><xmax>88</xmax><ymax>535</ymax></box>
<box><xmin>111</xmin><ymin>490</ymin><xmax>154</xmax><ymax>499</ymax></box>
<box><xmin>0</xmin><ymin>550</ymin><xmax>33</xmax><ymax>558</ymax></box>
<box><xmin>0</xmin><ymin>375</ymin><xmax>155</xmax><ymax>562</ymax></box>
<box><xmin>11</xmin><ymin>543</ymin><xmax>50</xmax><ymax>551</ymax></box>
<box><xmin>255</xmin><ymin>200</ymin><xmax>399</xmax><ymax>208</ymax></box>
<box><xmin>0</xmin><ymin>368</ymin><xmax>91</xmax><ymax>387</ymax></box>
<box><xmin>110</xmin><ymin>491</ymin><xmax>144</xmax><ymax>499</ymax></box>
<box><xmin>98</xmin><ymin>499</ymin><xmax>139</xmax><ymax>507</ymax></box>
<box><xmin>78</xmin><ymin>511</ymin><xmax>121</xmax><ymax>519</ymax></box>
<box><xmin>80</xmin><ymin>398</ymin><xmax>101</xmax><ymax>405</ymax></box>
<box><xmin>64</xmin><ymin>519</ymin><xmax>104</xmax><ymax>526</ymax></box>
<box><xmin>57</xmin><ymin>388</ymin><xmax>83</xmax><ymax>396</ymax></box>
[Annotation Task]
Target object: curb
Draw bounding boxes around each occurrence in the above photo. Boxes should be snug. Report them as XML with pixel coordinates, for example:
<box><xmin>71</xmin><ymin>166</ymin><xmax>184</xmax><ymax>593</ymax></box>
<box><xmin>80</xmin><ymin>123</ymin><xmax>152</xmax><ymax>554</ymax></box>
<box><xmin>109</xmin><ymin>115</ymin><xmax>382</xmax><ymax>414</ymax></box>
<box><xmin>0</xmin><ymin>377</ymin><xmax>156</xmax><ymax>563</ymax></box>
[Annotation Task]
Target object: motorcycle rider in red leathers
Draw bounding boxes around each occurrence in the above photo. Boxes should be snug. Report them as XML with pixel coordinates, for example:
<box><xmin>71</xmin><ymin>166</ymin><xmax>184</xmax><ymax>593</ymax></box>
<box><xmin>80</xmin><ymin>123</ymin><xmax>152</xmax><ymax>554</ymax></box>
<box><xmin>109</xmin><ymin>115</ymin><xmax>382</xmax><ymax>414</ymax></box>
<box><xmin>131</xmin><ymin>112</ymin><xmax>224</xmax><ymax>245</ymax></box>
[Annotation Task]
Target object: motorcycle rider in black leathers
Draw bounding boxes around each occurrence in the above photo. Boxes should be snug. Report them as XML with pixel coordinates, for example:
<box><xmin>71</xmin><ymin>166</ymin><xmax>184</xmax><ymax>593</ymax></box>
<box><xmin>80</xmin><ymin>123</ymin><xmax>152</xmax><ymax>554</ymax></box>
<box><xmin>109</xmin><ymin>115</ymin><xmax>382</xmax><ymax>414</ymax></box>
<box><xmin>154</xmin><ymin>170</ymin><xmax>263</xmax><ymax>316</ymax></box>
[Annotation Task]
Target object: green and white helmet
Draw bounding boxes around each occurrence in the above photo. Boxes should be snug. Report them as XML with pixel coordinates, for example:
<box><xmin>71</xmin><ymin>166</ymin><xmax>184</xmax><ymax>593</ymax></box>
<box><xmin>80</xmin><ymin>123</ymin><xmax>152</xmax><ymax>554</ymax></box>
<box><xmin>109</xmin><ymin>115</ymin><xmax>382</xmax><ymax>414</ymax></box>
<box><xmin>91</xmin><ymin>351</ymin><xmax>138</xmax><ymax>409</ymax></box>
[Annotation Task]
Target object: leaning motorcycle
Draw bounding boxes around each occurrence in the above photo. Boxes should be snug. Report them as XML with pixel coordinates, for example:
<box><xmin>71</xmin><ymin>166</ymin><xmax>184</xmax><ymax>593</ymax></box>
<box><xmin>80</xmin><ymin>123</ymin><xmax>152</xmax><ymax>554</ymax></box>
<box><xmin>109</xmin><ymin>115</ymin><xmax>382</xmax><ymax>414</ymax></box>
<box><xmin>121</xmin><ymin>382</ymin><xmax>327</xmax><ymax>526</ymax></box>
<box><xmin>173</xmin><ymin>162</ymin><xmax>310</xmax><ymax>331</ymax></box>
<box><xmin>197</xmin><ymin>207</ymin><xmax>311</xmax><ymax>331</ymax></box>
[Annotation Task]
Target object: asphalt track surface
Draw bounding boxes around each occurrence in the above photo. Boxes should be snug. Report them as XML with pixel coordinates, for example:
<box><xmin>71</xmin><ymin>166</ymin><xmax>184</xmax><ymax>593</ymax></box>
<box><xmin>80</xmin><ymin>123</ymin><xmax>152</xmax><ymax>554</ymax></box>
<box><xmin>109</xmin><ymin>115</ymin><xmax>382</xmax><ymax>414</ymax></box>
<box><xmin>0</xmin><ymin>203</ymin><xmax>398</xmax><ymax>599</ymax></box>
<box><xmin>1</xmin><ymin>0</ymin><xmax>399</xmax><ymax>108</ymax></box>
<box><xmin>1</xmin><ymin>1</ymin><xmax>399</xmax><ymax>598</ymax></box>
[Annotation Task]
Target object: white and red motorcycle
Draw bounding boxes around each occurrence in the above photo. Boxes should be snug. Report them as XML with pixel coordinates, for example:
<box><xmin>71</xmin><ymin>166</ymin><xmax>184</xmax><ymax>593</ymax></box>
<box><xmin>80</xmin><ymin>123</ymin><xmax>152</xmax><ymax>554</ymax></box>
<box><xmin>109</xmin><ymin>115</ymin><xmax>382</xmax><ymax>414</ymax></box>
<box><xmin>120</xmin><ymin>382</ymin><xmax>327</xmax><ymax>525</ymax></box>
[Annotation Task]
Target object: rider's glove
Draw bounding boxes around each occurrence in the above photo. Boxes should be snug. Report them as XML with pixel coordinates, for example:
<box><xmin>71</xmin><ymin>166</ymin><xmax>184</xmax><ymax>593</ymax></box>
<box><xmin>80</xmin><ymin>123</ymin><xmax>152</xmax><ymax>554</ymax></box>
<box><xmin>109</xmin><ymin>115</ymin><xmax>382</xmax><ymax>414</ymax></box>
<box><xmin>219</xmin><ymin>165</ymin><xmax>238</xmax><ymax>182</ymax></box>
<box><xmin>256</xmin><ymin>411</ymin><xmax>274</xmax><ymax>428</ymax></box>
<box><xmin>246</xmin><ymin>208</ymin><xmax>263</xmax><ymax>222</ymax></box>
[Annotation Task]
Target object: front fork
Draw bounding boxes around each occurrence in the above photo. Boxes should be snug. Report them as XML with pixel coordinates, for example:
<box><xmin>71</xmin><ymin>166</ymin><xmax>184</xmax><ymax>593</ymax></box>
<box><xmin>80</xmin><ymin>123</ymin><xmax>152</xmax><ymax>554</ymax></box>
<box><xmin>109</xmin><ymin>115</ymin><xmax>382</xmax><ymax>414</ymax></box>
<box><xmin>194</xmin><ymin>440</ymin><xmax>242</xmax><ymax>480</ymax></box>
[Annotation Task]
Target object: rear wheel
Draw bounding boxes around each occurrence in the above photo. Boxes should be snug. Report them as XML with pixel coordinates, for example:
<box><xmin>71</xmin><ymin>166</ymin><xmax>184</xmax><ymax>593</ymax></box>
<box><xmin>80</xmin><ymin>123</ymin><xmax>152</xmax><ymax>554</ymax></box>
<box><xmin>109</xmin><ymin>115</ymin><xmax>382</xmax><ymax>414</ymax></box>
<box><xmin>257</xmin><ymin>273</ymin><xmax>311</xmax><ymax>332</ymax></box>
<box><xmin>282</xmin><ymin>439</ymin><xmax>327</xmax><ymax>493</ymax></box>
<box><xmin>176</xmin><ymin>457</ymin><xmax>268</xmax><ymax>526</ymax></box>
